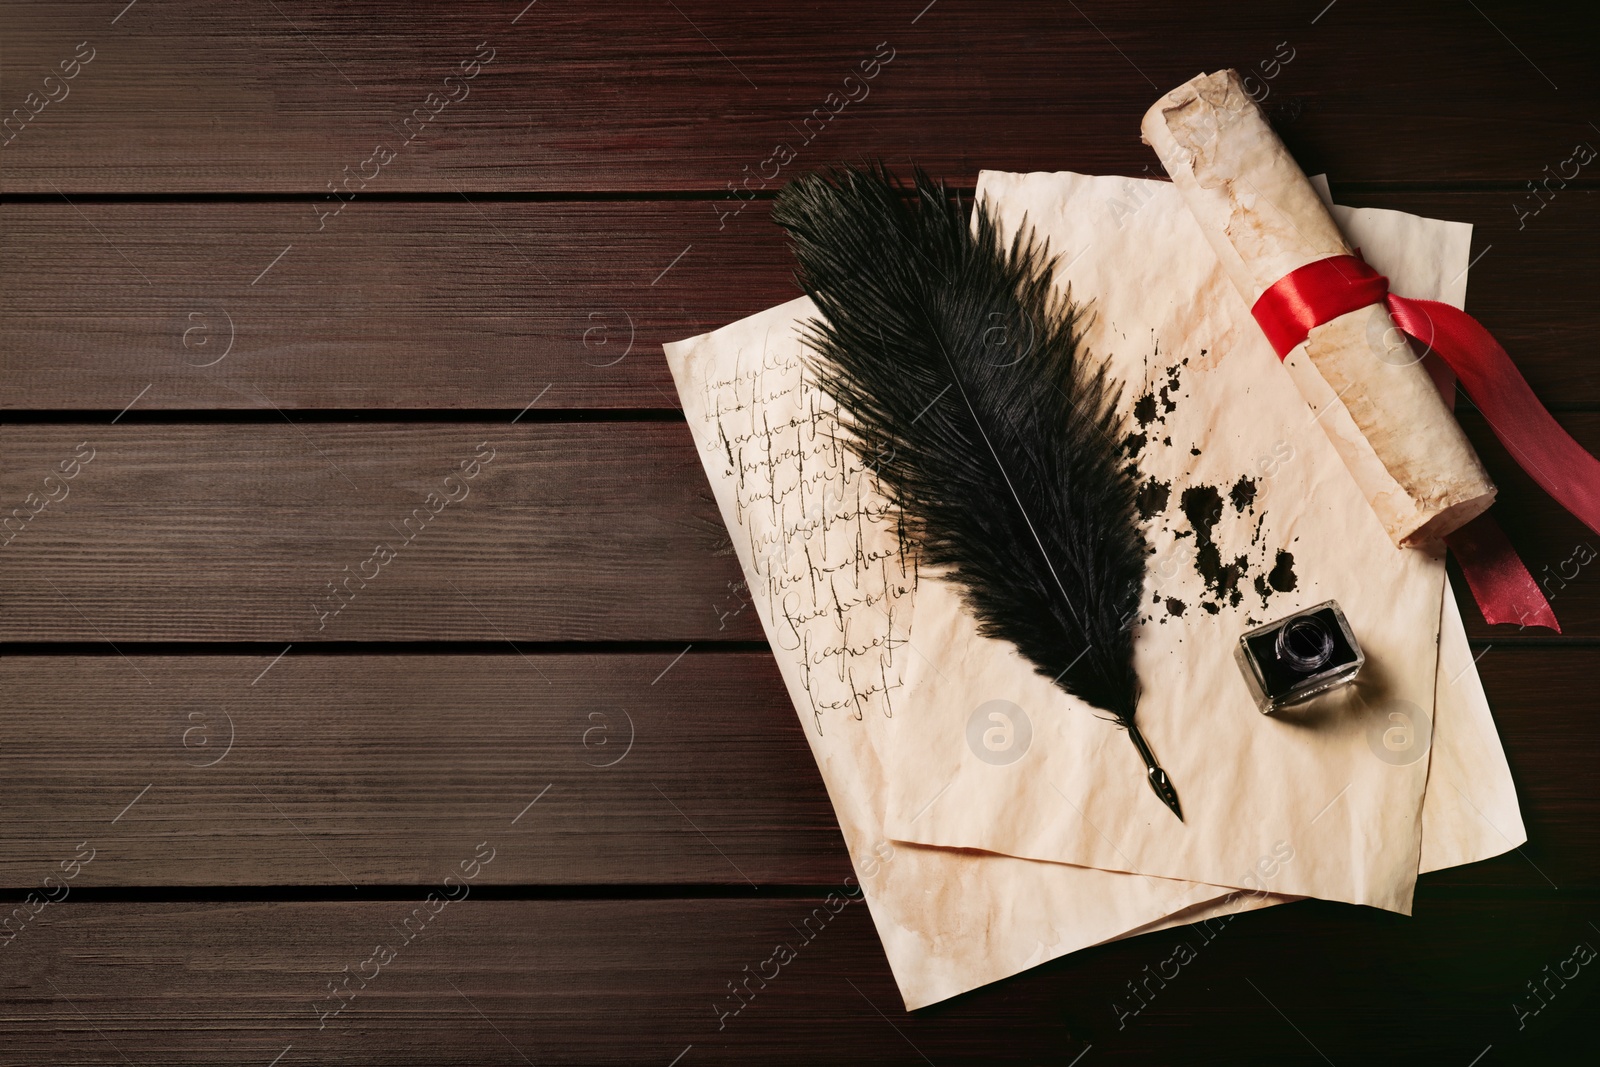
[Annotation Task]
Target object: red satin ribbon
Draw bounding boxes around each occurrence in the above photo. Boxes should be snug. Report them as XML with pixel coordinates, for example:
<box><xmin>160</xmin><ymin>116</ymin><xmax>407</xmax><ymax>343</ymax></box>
<box><xmin>1251</xmin><ymin>253</ymin><xmax>1582</xmax><ymax>632</ymax></box>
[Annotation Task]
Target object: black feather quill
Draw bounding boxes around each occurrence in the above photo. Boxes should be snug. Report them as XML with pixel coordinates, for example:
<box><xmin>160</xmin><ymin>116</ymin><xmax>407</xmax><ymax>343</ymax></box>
<box><xmin>772</xmin><ymin>165</ymin><xmax>1182</xmax><ymax>820</ymax></box>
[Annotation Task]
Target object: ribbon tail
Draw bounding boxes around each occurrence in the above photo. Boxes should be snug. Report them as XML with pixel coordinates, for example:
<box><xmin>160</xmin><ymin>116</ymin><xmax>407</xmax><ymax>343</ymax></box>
<box><xmin>1384</xmin><ymin>293</ymin><xmax>1590</xmax><ymax>632</ymax></box>
<box><xmin>1387</xmin><ymin>294</ymin><xmax>1600</xmax><ymax>539</ymax></box>
<box><xmin>1444</xmin><ymin>514</ymin><xmax>1559</xmax><ymax>633</ymax></box>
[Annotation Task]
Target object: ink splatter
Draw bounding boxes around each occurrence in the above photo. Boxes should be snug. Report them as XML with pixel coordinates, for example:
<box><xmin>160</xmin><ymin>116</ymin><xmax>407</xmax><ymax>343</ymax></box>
<box><xmin>1126</xmin><ymin>353</ymin><xmax>1302</xmax><ymax>623</ymax></box>
<box><xmin>1251</xmin><ymin>550</ymin><xmax>1298</xmax><ymax>606</ymax></box>
<box><xmin>1136</xmin><ymin>478</ymin><xmax>1171</xmax><ymax>520</ymax></box>
<box><xmin>1182</xmin><ymin>483</ymin><xmax>1249</xmax><ymax>608</ymax></box>
<box><xmin>1230</xmin><ymin>476</ymin><xmax>1256</xmax><ymax>513</ymax></box>
<box><xmin>1133</xmin><ymin>393</ymin><xmax>1159</xmax><ymax>427</ymax></box>
<box><xmin>1181</xmin><ymin>484</ymin><xmax>1224</xmax><ymax>540</ymax></box>
<box><xmin>1268</xmin><ymin>550</ymin><xmax>1297</xmax><ymax>592</ymax></box>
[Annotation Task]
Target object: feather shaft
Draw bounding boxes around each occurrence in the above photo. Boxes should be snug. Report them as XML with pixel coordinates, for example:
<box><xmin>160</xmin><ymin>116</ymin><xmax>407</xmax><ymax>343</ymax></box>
<box><xmin>773</xmin><ymin>165</ymin><xmax>1183</xmax><ymax>820</ymax></box>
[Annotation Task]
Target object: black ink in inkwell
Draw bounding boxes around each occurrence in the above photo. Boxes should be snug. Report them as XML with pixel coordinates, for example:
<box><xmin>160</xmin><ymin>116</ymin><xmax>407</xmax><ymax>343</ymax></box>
<box><xmin>1235</xmin><ymin>600</ymin><xmax>1363</xmax><ymax>714</ymax></box>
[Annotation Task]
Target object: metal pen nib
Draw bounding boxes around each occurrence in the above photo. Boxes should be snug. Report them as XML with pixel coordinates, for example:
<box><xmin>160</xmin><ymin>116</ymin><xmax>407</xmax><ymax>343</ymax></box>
<box><xmin>1127</xmin><ymin>723</ymin><xmax>1183</xmax><ymax>821</ymax></box>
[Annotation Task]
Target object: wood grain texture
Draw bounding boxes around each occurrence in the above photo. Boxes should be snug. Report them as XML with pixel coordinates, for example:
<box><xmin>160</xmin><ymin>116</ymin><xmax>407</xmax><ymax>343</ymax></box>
<box><xmin>0</xmin><ymin>649</ymin><xmax>1594</xmax><ymax>890</ymax></box>
<box><xmin>5</xmin><ymin>2</ymin><xmax>1599</xmax><ymax>1062</ymax></box>
<box><xmin>0</xmin><ymin>422</ymin><xmax>758</xmax><ymax>642</ymax></box>
<box><xmin>3</xmin><ymin>192</ymin><xmax>1597</xmax><ymax>411</ymax></box>
<box><xmin>0</xmin><ymin>895</ymin><xmax>1593</xmax><ymax>1064</ymax></box>
<box><xmin>0</xmin><ymin>201</ymin><xmax>789</xmax><ymax>412</ymax></box>
<box><xmin>4</xmin><ymin>418</ymin><xmax>1598</xmax><ymax>641</ymax></box>
<box><xmin>0</xmin><ymin>653</ymin><xmax>845</xmax><ymax>888</ymax></box>
<box><xmin>4</xmin><ymin>1</ymin><xmax>1598</xmax><ymax>193</ymax></box>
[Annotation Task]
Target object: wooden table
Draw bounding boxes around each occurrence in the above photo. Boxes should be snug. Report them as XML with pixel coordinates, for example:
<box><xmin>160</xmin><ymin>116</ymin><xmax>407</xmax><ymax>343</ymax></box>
<box><xmin>3</xmin><ymin>2</ymin><xmax>1596</xmax><ymax>1062</ymax></box>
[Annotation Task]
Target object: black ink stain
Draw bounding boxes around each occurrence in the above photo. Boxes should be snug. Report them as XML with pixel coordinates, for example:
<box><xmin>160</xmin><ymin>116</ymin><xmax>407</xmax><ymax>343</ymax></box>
<box><xmin>1133</xmin><ymin>393</ymin><xmax>1159</xmax><ymax>427</ymax></box>
<box><xmin>1268</xmin><ymin>550</ymin><xmax>1297</xmax><ymax>592</ymax></box>
<box><xmin>1181</xmin><ymin>485</ymin><xmax>1223</xmax><ymax>542</ymax></box>
<box><xmin>1165</xmin><ymin>597</ymin><xmax>1186</xmax><ymax>617</ymax></box>
<box><xmin>1182</xmin><ymin>484</ymin><xmax>1251</xmax><ymax>603</ymax></box>
<box><xmin>1124</xmin><ymin>430</ymin><xmax>1148</xmax><ymax>458</ymax></box>
<box><xmin>1136</xmin><ymin>478</ymin><xmax>1171</xmax><ymax>520</ymax></box>
<box><xmin>1226</xmin><ymin>556</ymin><xmax>1248</xmax><ymax>606</ymax></box>
<box><xmin>1230</xmin><ymin>476</ymin><xmax>1257</xmax><ymax>513</ymax></box>
<box><xmin>1252</xmin><ymin>549</ymin><xmax>1298</xmax><ymax>607</ymax></box>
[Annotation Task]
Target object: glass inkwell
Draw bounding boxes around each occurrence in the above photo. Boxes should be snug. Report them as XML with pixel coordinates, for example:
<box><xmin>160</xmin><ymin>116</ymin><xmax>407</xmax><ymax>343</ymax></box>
<box><xmin>1235</xmin><ymin>600</ymin><xmax>1364</xmax><ymax>714</ymax></box>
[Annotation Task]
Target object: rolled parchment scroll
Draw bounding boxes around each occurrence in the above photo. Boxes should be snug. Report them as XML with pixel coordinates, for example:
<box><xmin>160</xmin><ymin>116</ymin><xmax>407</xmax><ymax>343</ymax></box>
<box><xmin>1141</xmin><ymin>69</ymin><xmax>1495</xmax><ymax>546</ymax></box>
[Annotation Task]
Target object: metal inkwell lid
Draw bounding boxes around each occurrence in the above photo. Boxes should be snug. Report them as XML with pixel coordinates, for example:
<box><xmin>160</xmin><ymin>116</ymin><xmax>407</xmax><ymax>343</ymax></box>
<box><xmin>1234</xmin><ymin>600</ymin><xmax>1365</xmax><ymax>715</ymax></box>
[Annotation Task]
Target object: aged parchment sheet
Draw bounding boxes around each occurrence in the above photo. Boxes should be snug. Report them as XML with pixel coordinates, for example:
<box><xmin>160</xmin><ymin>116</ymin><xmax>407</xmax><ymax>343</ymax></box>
<box><xmin>663</xmin><ymin>172</ymin><xmax>1523</xmax><ymax>1009</ymax></box>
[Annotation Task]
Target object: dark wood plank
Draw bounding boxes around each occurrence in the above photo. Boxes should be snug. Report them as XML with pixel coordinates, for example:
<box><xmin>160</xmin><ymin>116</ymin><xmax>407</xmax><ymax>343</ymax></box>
<box><xmin>0</xmin><ymin>422</ymin><xmax>760</xmax><ymax>642</ymax></box>
<box><xmin>4</xmin><ymin>5</ymin><xmax>1593</xmax><ymax>1065</ymax></box>
<box><xmin>0</xmin><ymin>894</ymin><xmax>1592</xmax><ymax>1063</ymax></box>
<box><xmin>4</xmin><ymin>1</ymin><xmax>1597</xmax><ymax>192</ymax></box>
<box><xmin>0</xmin><ymin>202</ymin><xmax>791</xmax><ymax>412</ymax></box>
<box><xmin>4</xmin><ymin>419</ymin><xmax>1599</xmax><ymax>640</ymax></box>
<box><xmin>0</xmin><ymin>652</ymin><xmax>845</xmax><ymax>887</ymax></box>
<box><xmin>0</xmin><ymin>648</ymin><xmax>1593</xmax><ymax>889</ymax></box>
<box><xmin>4</xmin><ymin>191</ymin><xmax>1597</xmax><ymax>411</ymax></box>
